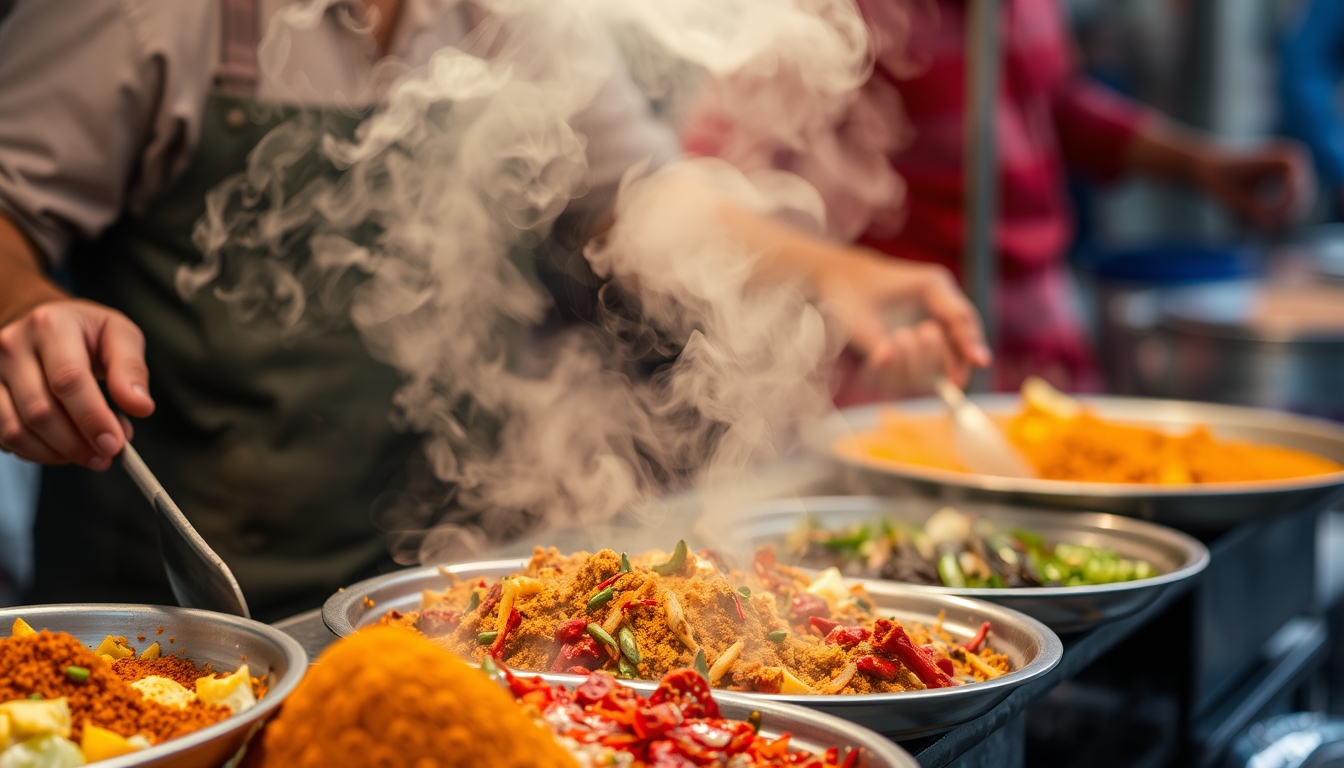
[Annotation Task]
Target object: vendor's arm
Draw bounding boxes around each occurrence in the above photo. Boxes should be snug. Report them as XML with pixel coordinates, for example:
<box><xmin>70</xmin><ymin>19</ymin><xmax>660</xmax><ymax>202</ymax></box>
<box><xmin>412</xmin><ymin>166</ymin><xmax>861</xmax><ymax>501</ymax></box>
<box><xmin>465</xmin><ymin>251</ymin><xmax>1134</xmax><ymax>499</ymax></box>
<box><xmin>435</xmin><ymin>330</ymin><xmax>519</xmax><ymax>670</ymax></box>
<box><xmin>0</xmin><ymin>0</ymin><xmax>201</xmax><ymax>467</ymax></box>
<box><xmin>722</xmin><ymin>207</ymin><xmax>991</xmax><ymax>391</ymax></box>
<box><xmin>0</xmin><ymin>213</ymin><xmax>154</xmax><ymax>469</ymax></box>
<box><xmin>1279</xmin><ymin>0</ymin><xmax>1344</xmax><ymax>212</ymax></box>
<box><xmin>1124</xmin><ymin>119</ymin><xmax>1311</xmax><ymax>230</ymax></box>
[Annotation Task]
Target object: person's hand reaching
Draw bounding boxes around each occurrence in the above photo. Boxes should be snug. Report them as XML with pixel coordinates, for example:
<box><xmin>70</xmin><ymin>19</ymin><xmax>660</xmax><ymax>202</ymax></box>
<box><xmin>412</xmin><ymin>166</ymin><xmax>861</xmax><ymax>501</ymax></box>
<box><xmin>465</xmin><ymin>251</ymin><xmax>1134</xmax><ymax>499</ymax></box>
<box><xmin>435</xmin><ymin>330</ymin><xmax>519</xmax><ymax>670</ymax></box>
<box><xmin>816</xmin><ymin>251</ymin><xmax>991</xmax><ymax>395</ymax></box>
<box><xmin>1195</xmin><ymin>139</ymin><xmax>1313</xmax><ymax>230</ymax></box>
<box><xmin>0</xmin><ymin>300</ymin><xmax>154</xmax><ymax>469</ymax></box>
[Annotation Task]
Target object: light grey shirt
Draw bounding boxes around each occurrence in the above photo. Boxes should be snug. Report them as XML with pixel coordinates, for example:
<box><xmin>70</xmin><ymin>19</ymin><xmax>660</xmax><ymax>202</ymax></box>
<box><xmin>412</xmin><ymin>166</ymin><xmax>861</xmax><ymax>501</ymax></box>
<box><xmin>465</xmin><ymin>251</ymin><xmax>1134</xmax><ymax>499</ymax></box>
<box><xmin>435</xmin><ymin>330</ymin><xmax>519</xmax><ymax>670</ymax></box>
<box><xmin>0</xmin><ymin>0</ymin><xmax>678</xmax><ymax>264</ymax></box>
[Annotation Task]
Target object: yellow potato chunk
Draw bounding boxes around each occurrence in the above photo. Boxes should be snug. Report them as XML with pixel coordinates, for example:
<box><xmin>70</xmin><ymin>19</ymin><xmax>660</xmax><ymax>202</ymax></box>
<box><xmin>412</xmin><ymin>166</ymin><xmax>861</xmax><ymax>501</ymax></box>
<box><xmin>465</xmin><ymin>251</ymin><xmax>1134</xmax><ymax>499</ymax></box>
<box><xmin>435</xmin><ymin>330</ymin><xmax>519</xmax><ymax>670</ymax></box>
<box><xmin>80</xmin><ymin>724</ymin><xmax>144</xmax><ymax>762</ymax></box>
<box><xmin>196</xmin><ymin>665</ymin><xmax>255</xmax><ymax>715</ymax></box>
<box><xmin>0</xmin><ymin>698</ymin><xmax>72</xmax><ymax>739</ymax></box>
<box><xmin>9</xmin><ymin>619</ymin><xmax>35</xmax><ymax>639</ymax></box>
<box><xmin>130</xmin><ymin>677</ymin><xmax>197</xmax><ymax>711</ymax></box>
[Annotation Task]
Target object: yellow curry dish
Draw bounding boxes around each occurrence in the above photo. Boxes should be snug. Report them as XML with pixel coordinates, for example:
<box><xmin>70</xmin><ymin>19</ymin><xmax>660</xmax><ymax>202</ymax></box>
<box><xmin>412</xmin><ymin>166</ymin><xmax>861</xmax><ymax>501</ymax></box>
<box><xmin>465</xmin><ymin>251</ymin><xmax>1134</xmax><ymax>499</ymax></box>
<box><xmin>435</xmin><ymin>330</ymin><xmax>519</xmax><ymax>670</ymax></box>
<box><xmin>835</xmin><ymin>378</ymin><xmax>1342</xmax><ymax>485</ymax></box>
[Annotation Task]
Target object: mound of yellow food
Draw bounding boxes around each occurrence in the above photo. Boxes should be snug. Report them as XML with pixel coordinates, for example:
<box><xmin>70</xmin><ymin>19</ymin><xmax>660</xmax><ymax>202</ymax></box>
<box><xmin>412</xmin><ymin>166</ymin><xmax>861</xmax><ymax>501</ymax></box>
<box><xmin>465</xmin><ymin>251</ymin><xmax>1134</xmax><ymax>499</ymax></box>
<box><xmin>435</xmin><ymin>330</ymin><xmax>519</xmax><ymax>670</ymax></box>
<box><xmin>241</xmin><ymin>626</ymin><xmax>577</xmax><ymax>768</ymax></box>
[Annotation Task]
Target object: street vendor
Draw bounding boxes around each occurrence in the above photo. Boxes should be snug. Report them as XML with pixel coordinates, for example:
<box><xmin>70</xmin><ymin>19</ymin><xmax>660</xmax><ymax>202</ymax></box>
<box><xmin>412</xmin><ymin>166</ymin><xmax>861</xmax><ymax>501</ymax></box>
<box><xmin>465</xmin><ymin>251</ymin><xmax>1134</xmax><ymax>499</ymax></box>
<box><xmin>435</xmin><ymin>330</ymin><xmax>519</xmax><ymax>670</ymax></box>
<box><xmin>686</xmin><ymin>0</ymin><xmax>1312</xmax><ymax>396</ymax></box>
<box><xmin>0</xmin><ymin>0</ymin><xmax>988</xmax><ymax>620</ymax></box>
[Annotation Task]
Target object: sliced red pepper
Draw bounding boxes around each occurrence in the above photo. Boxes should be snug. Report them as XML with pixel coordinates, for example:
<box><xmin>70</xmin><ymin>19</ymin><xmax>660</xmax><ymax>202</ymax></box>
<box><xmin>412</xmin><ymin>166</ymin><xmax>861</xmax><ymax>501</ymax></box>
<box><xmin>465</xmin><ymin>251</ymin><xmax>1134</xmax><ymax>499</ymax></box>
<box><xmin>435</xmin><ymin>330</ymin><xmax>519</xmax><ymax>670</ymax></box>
<box><xmin>790</xmin><ymin>594</ymin><xmax>829</xmax><ymax>623</ymax></box>
<box><xmin>478</xmin><ymin>581</ymin><xmax>503</xmax><ymax>617</ymax></box>
<box><xmin>633</xmin><ymin>701</ymin><xmax>684</xmax><ymax>740</ymax></box>
<box><xmin>668</xmin><ymin>720</ymin><xmax>754</xmax><ymax>761</ymax></box>
<box><xmin>855</xmin><ymin>654</ymin><xmax>898</xmax><ymax>682</ymax></box>
<box><xmin>622</xmin><ymin>599</ymin><xmax>659</xmax><ymax>613</ymax></box>
<box><xmin>594</xmin><ymin>571</ymin><xmax>624</xmax><ymax>592</ymax></box>
<box><xmin>871</xmin><ymin>618</ymin><xmax>957</xmax><ymax>689</ymax></box>
<box><xmin>963</xmin><ymin>621</ymin><xmax>991</xmax><ymax>653</ymax></box>
<box><xmin>732</xmin><ymin>592</ymin><xmax>746</xmax><ymax>623</ymax></box>
<box><xmin>554</xmin><ymin>618</ymin><xmax>589</xmax><ymax>644</ymax></box>
<box><xmin>841</xmin><ymin>747</ymin><xmax>863</xmax><ymax>768</ymax></box>
<box><xmin>936</xmin><ymin>657</ymin><xmax>955</xmax><ymax>677</ymax></box>
<box><xmin>809</xmin><ymin>616</ymin><xmax>841</xmax><ymax>635</ymax></box>
<box><xmin>823</xmin><ymin>747</ymin><xmax>840</xmax><ymax>764</ymax></box>
<box><xmin>824</xmin><ymin>626</ymin><xmax>871</xmax><ymax>648</ymax></box>
<box><xmin>650</xmin><ymin>669</ymin><xmax>720</xmax><ymax>719</ymax></box>
<box><xmin>502</xmin><ymin>665</ymin><xmax>552</xmax><ymax>698</ymax></box>
<box><xmin>648</xmin><ymin>740</ymin><xmax>697</xmax><ymax>768</ymax></box>
<box><xmin>575</xmin><ymin>671</ymin><xmax>623</xmax><ymax>705</ymax></box>
<box><xmin>489</xmin><ymin>607</ymin><xmax>521</xmax><ymax>658</ymax></box>
<box><xmin>416</xmin><ymin>608</ymin><xmax>461</xmax><ymax>636</ymax></box>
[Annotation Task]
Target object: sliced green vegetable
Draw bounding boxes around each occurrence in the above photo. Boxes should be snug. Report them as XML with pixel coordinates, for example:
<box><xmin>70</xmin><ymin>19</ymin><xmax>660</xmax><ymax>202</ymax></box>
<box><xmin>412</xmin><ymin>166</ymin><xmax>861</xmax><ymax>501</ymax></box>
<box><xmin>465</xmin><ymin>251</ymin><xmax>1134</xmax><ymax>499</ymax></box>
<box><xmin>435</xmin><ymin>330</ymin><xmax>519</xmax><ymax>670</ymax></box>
<box><xmin>617</xmin><ymin>656</ymin><xmax>639</xmax><ymax>679</ymax></box>
<box><xmin>620</xmin><ymin>553</ymin><xmax>632</xmax><ymax>573</ymax></box>
<box><xmin>27</xmin><ymin>693</ymin><xmax>41</xmax><ymax>700</ymax></box>
<box><xmin>480</xmin><ymin>656</ymin><xmax>499</xmax><ymax>675</ymax></box>
<box><xmin>587</xmin><ymin>586</ymin><xmax>616</xmax><ymax>613</ymax></box>
<box><xmin>746</xmin><ymin>711</ymin><xmax>762</xmax><ymax>734</ymax></box>
<box><xmin>64</xmin><ymin>666</ymin><xmax>89</xmax><ymax>683</ymax></box>
<box><xmin>587</xmin><ymin>623</ymin><xmax>617</xmax><ymax>649</ymax></box>
<box><xmin>476</xmin><ymin>631</ymin><xmax>498</xmax><ymax>645</ymax></box>
<box><xmin>694</xmin><ymin>648</ymin><xmax>709</xmax><ymax>680</ymax></box>
<box><xmin>652</xmin><ymin>540</ymin><xmax>689</xmax><ymax>576</ymax></box>
<box><xmin>618</xmin><ymin>625</ymin><xmax>642</xmax><ymax>664</ymax></box>
<box><xmin>767</xmin><ymin>630</ymin><xmax>788</xmax><ymax>643</ymax></box>
<box><xmin>736</xmin><ymin>586</ymin><xmax>752</xmax><ymax>599</ymax></box>
<box><xmin>466</xmin><ymin>590</ymin><xmax>481</xmax><ymax>613</ymax></box>
<box><xmin>937</xmin><ymin>552</ymin><xmax>967</xmax><ymax>588</ymax></box>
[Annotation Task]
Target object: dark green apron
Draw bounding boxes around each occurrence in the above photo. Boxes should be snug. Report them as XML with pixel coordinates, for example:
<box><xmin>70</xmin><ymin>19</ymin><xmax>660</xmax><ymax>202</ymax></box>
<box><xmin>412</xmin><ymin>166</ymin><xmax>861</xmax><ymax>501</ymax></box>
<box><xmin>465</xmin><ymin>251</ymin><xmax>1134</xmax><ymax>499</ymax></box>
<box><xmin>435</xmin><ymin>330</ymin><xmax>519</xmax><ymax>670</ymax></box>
<box><xmin>29</xmin><ymin>92</ymin><xmax>417</xmax><ymax>622</ymax></box>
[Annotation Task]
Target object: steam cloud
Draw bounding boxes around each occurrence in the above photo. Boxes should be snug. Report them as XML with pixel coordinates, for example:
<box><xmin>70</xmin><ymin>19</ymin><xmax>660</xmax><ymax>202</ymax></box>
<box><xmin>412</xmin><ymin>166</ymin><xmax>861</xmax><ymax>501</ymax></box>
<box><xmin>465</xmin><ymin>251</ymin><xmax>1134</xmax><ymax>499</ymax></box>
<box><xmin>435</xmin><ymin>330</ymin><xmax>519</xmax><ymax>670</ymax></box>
<box><xmin>179</xmin><ymin>0</ymin><xmax>904</xmax><ymax>564</ymax></box>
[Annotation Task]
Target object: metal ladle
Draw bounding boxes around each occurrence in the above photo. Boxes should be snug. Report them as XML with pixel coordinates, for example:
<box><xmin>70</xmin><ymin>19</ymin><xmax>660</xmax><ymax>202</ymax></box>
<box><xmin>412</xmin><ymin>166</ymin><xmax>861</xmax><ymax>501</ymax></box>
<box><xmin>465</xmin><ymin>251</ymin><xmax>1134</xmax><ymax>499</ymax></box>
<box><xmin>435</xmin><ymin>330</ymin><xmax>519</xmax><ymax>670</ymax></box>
<box><xmin>934</xmin><ymin>376</ymin><xmax>1037</xmax><ymax>479</ymax></box>
<box><xmin>119</xmin><ymin>443</ymin><xmax>250</xmax><ymax>617</ymax></box>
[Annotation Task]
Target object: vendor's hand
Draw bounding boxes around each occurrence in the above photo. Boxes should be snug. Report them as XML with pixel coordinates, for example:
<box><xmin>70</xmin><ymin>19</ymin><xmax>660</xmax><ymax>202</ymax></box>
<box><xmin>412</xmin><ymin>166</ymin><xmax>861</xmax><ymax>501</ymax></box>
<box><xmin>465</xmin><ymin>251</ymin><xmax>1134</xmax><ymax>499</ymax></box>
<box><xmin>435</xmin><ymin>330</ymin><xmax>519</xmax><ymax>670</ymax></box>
<box><xmin>0</xmin><ymin>300</ymin><xmax>154</xmax><ymax>469</ymax></box>
<box><xmin>1196</xmin><ymin>140</ymin><xmax>1312</xmax><ymax>230</ymax></box>
<box><xmin>816</xmin><ymin>251</ymin><xmax>991</xmax><ymax>394</ymax></box>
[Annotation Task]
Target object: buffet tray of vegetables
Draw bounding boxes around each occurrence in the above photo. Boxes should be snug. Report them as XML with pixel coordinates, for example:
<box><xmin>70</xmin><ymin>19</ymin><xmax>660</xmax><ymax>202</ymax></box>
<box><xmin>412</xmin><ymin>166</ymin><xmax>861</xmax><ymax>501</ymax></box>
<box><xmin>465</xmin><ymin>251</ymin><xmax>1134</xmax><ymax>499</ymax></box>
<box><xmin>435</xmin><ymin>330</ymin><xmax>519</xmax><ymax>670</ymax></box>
<box><xmin>711</xmin><ymin>496</ymin><xmax>1210</xmax><ymax>633</ymax></box>
<box><xmin>323</xmin><ymin>549</ymin><xmax>1061</xmax><ymax>738</ymax></box>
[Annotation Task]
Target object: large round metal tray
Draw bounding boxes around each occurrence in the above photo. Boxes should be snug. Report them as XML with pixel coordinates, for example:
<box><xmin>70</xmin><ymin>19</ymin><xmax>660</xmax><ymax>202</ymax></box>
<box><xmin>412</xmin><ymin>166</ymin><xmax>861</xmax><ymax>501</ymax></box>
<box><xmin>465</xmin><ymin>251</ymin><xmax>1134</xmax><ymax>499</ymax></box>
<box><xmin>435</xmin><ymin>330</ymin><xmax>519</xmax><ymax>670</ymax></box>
<box><xmin>710</xmin><ymin>496</ymin><xmax>1210</xmax><ymax>633</ymax></box>
<box><xmin>324</xmin><ymin>560</ymin><xmax>1062</xmax><ymax>738</ymax></box>
<box><xmin>811</xmin><ymin>395</ymin><xmax>1344</xmax><ymax>531</ymax></box>
<box><xmin>0</xmin><ymin>604</ymin><xmax>307</xmax><ymax>768</ymax></box>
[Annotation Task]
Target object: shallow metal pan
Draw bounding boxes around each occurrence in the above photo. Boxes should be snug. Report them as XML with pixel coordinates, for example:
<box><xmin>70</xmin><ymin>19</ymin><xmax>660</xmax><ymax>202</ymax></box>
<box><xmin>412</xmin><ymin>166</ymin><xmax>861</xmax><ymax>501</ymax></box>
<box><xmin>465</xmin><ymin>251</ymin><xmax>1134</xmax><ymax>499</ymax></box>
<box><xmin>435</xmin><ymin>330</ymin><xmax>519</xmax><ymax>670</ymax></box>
<box><xmin>0</xmin><ymin>604</ymin><xmax>307</xmax><ymax>768</ymax></box>
<box><xmin>324</xmin><ymin>560</ymin><xmax>1062</xmax><ymax>738</ymax></box>
<box><xmin>711</xmin><ymin>496</ymin><xmax>1210</xmax><ymax>633</ymax></box>
<box><xmin>810</xmin><ymin>395</ymin><xmax>1344</xmax><ymax>531</ymax></box>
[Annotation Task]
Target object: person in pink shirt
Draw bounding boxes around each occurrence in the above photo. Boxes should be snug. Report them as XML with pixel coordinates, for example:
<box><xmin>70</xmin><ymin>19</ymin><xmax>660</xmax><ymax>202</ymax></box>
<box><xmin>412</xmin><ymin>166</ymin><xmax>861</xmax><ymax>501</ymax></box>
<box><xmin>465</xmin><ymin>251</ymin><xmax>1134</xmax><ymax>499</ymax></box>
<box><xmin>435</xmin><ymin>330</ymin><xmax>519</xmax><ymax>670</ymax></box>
<box><xmin>687</xmin><ymin>0</ymin><xmax>1310</xmax><ymax>398</ymax></box>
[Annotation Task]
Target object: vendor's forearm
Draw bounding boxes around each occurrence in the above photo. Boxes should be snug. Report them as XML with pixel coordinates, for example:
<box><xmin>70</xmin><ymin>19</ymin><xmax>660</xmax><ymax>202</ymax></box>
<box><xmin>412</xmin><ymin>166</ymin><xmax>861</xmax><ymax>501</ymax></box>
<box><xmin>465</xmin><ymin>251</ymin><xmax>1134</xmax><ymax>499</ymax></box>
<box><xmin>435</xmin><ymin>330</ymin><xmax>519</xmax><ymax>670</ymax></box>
<box><xmin>0</xmin><ymin>212</ymin><xmax>67</xmax><ymax>328</ymax></box>
<box><xmin>718</xmin><ymin>204</ymin><xmax>849</xmax><ymax>290</ymax></box>
<box><xmin>1123</xmin><ymin>118</ymin><xmax>1215</xmax><ymax>188</ymax></box>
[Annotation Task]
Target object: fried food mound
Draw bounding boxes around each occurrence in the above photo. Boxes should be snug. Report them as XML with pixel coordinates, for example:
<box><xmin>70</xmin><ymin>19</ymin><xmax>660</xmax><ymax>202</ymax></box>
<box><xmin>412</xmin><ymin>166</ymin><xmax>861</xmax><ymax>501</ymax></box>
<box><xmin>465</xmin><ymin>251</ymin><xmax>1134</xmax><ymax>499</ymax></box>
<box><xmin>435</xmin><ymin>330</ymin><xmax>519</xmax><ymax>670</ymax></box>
<box><xmin>241</xmin><ymin>626</ymin><xmax>577</xmax><ymax>768</ymax></box>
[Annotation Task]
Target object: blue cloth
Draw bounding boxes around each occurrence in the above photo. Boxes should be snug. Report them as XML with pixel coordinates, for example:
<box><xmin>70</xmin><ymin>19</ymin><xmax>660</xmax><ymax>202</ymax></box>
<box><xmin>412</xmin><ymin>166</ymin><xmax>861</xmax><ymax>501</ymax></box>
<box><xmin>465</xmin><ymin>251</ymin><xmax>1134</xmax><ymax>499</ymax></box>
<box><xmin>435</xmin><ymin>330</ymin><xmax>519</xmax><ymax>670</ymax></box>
<box><xmin>1281</xmin><ymin>0</ymin><xmax>1344</xmax><ymax>195</ymax></box>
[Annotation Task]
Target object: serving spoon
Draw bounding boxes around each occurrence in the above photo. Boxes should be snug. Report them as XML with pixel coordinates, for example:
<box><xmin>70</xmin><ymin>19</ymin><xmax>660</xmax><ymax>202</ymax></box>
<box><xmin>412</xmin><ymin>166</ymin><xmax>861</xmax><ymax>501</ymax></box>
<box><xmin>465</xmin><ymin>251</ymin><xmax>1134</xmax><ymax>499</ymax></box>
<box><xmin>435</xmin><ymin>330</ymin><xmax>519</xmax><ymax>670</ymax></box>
<box><xmin>934</xmin><ymin>376</ymin><xmax>1037</xmax><ymax>479</ymax></box>
<box><xmin>119</xmin><ymin>442</ymin><xmax>251</xmax><ymax>618</ymax></box>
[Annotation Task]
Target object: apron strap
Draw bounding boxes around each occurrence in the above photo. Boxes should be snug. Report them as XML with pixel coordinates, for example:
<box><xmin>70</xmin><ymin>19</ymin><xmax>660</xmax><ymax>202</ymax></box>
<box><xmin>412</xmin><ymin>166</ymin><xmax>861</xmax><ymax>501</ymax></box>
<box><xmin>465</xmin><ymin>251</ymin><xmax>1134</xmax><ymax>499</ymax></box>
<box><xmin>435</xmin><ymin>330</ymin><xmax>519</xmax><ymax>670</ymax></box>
<box><xmin>216</xmin><ymin>0</ymin><xmax>260</xmax><ymax>96</ymax></box>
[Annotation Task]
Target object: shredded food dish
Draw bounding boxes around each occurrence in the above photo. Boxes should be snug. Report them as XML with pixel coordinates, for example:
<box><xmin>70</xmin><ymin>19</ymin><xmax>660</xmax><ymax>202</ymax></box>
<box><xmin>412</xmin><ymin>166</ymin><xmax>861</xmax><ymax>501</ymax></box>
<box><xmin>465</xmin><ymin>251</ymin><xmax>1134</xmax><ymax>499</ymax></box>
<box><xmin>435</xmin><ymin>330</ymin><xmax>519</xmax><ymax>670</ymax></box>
<box><xmin>785</xmin><ymin>507</ymin><xmax>1159</xmax><ymax>588</ymax></box>
<box><xmin>383</xmin><ymin>544</ymin><xmax>1011</xmax><ymax>695</ymax></box>
<box><xmin>0</xmin><ymin>618</ymin><xmax>262</xmax><ymax>766</ymax></box>
<box><xmin>836</xmin><ymin>377</ymin><xmax>1341</xmax><ymax>484</ymax></box>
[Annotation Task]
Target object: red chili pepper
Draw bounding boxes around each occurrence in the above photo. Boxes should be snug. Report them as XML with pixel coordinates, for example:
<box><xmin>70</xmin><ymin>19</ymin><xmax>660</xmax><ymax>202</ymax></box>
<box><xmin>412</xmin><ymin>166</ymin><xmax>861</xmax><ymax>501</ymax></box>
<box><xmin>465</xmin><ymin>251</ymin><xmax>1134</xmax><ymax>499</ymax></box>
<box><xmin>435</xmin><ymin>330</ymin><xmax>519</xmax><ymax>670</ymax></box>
<box><xmin>871</xmin><ymin>618</ymin><xmax>957</xmax><ymax>689</ymax></box>
<box><xmin>478</xmin><ymin>582</ymin><xmax>503</xmax><ymax>617</ymax></box>
<box><xmin>489</xmin><ymin>607</ymin><xmax>521</xmax><ymax>658</ymax></box>
<box><xmin>622</xmin><ymin>599</ymin><xmax>659</xmax><ymax>613</ymax></box>
<box><xmin>416</xmin><ymin>608</ymin><xmax>462</xmax><ymax>636</ymax></box>
<box><xmin>633</xmin><ymin>701</ymin><xmax>684</xmax><ymax>740</ymax></box>
<box><xmin>824</xmin><ymin>626</ymin><xmax>871</xmax><ymax>648</ymax></box>
<box><xmin>732</xmin><ymin>592</ymin><xmax>746</xmax><ymax>623</ymax></box>
<box><xmin>575</xmin><ymin>670</ymin><xmax>623</xmax><ymax>705</ymax></box>
<box><xmin>809</xmin><ymin>616</ymin><xmax>841</xmax><ymax>635</ymax></box>
<box><xmin>595</xmin><ymin>571</ymin><xmax>624</xmax><ymax>592</ymax></box>
<box><xmin>650</xmin><ymin>669</ymin><xmax>720</xmax><ymax>719</ymax></box>
<box><xmin>554</xmin><ymin>618</ymin><xmax>589</xmax><ymax>644</ymax></box>
<box><xmin>841</xmin><ymin>747</ymin><xmax>863</xmax><ymax>768</ymax></box>
<box><xmin>823</xmin><ymin>747</ymin><xmax>840</xmax><ymax>764</ymax></box>
<box><xmin>936</xmin><ymin>657</ymin><xmax>955</xmax><ymax>677</ymax></box>
<box><xmin>502</xmin><ymin>664</ymin><xmax>552</xmax><ymax>698</ymax></box>
<box><xmin>963</xmin><ymin>621</ymin><xmax>991</xmax><ymax>653</ymax></box>
<box><xmin>649</xmin><ymin>740</ymin><xmax>697</xmax><ymax>768</ymax></box>
<box><xmin>855</xmin><ymin>654</ymin><xmax>898</xmax><ymax>682</ymax></box>
<box><xmin>550</xmin><ymin>635</ymin><xmax>603</xmax><ymax>672</ymax></box>
<box><xmin>790</xmin><ymin>594</ymin><xmax>830</xmax><ymax>623</ymax></box>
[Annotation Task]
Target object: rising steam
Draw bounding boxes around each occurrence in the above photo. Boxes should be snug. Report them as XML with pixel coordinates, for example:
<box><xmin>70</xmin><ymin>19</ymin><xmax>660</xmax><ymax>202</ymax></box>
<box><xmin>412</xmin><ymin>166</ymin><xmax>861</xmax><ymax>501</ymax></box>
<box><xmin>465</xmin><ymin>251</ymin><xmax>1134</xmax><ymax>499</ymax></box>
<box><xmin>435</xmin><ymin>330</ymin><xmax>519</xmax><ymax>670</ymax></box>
<box><xmin>179</xmin><ymin>0</ymin><xmax>892</xmax><ymax>563</ymax></box>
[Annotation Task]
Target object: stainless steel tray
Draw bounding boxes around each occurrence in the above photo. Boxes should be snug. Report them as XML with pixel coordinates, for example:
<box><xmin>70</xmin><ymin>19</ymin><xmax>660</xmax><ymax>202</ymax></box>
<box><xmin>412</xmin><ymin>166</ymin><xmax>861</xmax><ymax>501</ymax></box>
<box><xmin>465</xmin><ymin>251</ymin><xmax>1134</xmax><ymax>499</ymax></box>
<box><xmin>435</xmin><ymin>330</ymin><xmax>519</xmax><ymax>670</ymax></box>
<box><xmin>324</xmin><ymin>560</ymin><xmax>1063</xmax><ymax>738</ymax></box>
<box><xmin>0</xmin><ymin>604</ymin><xmax>307</xmax><ymax>768</ymax></box>
<box><xmin>810</xmin><ymin>395</ymin><xmax>1344</xmax><ymax>530</ymax></box>
<box><xmin>710</xmin><ymin>496</ymin><xmax>1210</xmax><ymax>633</ymax></box>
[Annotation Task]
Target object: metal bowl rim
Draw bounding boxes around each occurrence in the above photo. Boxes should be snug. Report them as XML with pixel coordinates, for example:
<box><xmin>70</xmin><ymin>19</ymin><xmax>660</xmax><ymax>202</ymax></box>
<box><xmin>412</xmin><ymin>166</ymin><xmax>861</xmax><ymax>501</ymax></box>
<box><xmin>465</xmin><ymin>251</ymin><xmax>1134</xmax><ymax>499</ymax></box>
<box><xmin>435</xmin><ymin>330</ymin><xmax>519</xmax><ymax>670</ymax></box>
<box><xmin>817</xmin><ymin>395</ymin><xmax>1344</xmax><ymax>498</ymax></box>
<box><xmin>0</xmin><ymin>603</ymin><xmax>308</xmax><ymax>768</ymax></box>
<box><xmin>732</xmin><ymin>495</ymin><xmax>1212</xmax><ymax>599</ymax></box>
<box><xmin>324</xmin><ymin>561</ymin><xmax>1064</xmax><ymax>707</ymax></box>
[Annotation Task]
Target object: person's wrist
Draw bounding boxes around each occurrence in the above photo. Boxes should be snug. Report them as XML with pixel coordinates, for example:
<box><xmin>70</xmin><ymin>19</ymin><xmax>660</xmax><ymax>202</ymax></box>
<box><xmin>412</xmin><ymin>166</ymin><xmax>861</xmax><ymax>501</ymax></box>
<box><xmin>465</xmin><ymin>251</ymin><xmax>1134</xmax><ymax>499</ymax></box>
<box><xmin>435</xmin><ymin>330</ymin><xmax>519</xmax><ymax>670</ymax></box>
<box><xmin>0</xmin><ymin>286</ymin><xmax>70</xmax><ymax>330</ymax></box>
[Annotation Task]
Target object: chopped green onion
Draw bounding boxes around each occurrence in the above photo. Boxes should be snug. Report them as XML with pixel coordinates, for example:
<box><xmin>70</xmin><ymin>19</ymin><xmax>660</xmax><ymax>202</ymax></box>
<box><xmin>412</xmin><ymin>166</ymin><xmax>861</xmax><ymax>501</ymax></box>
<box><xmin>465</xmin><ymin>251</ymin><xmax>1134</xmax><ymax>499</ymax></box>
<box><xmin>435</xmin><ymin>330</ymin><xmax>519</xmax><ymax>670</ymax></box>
<box><xmin>64</xmin><ymin>666</ymin><xmax>89</xmax><ymax>683</ymax></box>
<box><xmin>937</xmin><ymin>552</ymin><xmax>967</xmax><ymax>588</ymax></box>
<box><xmin>587</xmin><ymin>586</ymin><xmax>616</xmax><ymax>613</ymax></box>
<box><xmin>850</xmin><ymin>597</ymin><xmax>872</xmax><ymax>612</ymax></box>
<box><xmin>736</xmin><ymin>586</ymin><xmax>752</xmax><ymax>599</ymax></box>
<box><xmin>767</xmin><ymin>630</ymin><xmax>788</xmax><ymax>643</ymax></box>
<box><xmin>476</xmin><ymin>631</ymin><xmax>498</xmax><ymax>645</ymax></box>
<box><xmin>620</xmin><ymin>553</ymin><xmax>632</xmax><ymax>573</ymax></box>
<box><xmin>652</xmin><ymin>540</ymin><xmax>689</xmax><ymax>576</ymax></box>
<box><xmin>587</xmin><ymin>623</ymin><xmax>617</xmax><ymax>649</ymax></box>
<box><xmin>618</xmin><ymin>626</ymin><xmax>642</xmax><ymax>664</ymax></box>
<box><xmin>694</xmin><ymin>648</ymin><xmax>709</xmax><ymax>680</ymax></box>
